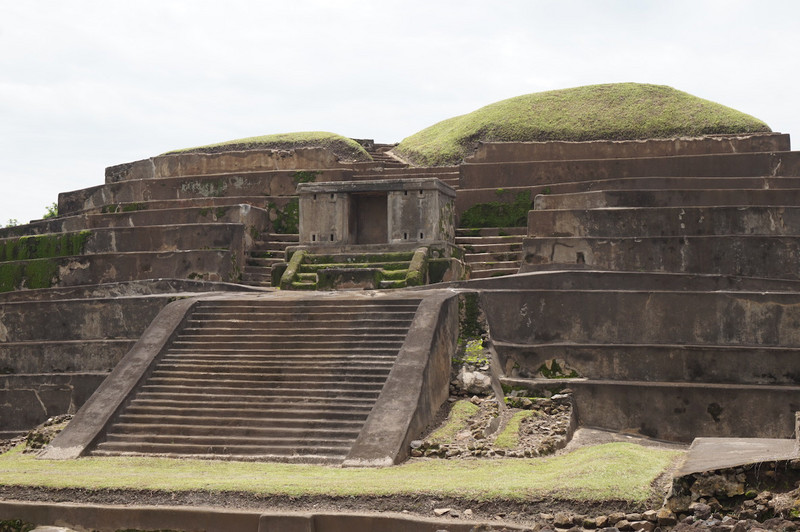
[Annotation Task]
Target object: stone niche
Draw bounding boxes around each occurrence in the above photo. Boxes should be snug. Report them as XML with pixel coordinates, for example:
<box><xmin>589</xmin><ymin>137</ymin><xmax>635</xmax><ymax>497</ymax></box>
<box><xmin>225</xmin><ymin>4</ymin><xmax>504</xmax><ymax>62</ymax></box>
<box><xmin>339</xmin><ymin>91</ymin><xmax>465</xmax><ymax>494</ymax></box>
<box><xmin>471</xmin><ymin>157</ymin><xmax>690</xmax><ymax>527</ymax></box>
<box><xmin>297</xmin><ymin>178</ymin><xmax>456</xmax><ymax>249</ymax></box>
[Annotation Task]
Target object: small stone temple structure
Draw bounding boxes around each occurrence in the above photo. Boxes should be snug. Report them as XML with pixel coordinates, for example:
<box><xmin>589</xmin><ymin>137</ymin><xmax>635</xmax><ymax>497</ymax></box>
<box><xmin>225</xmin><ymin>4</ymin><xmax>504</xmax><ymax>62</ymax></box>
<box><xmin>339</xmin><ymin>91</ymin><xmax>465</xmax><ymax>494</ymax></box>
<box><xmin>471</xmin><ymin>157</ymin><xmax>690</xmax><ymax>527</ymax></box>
<box><xmin>296</xmin><ymin>178</ymin><xmax>456</xmax><ymax>247</ymax></box>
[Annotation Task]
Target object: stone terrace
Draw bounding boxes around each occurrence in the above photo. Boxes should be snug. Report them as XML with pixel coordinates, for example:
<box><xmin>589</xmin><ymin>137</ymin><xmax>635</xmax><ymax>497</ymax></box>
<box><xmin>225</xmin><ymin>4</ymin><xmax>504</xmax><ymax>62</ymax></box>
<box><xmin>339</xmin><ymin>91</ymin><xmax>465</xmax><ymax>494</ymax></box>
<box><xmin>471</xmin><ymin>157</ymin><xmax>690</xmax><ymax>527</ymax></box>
<box><xmin>3</xmin><ymin>131</ymin><xmax>800</xmax><ymax>458</ymax></box>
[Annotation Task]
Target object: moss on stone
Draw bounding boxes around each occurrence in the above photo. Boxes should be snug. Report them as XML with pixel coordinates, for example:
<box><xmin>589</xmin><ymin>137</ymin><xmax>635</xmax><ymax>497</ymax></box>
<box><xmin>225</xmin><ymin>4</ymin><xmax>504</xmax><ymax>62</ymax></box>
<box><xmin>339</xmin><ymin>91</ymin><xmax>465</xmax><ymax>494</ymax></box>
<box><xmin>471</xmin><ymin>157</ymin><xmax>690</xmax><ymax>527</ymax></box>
<box><xmin>0</xmin><ymin>259</ymin><xmax>60</xmax><ymax>292</ymax></box>
<box><xmin>459</xmin><ymin>191</ymin><xmax>532</xmax><ymax>228</ymax></box>
<box><xmin>269</xmin><ymin>198</ymin><xmax>299</xmax><ymax>234</ymax></box>
<box><xmin>0</xmin><ymin>231</ymin><xmax>91</xmax><ymax>263</ymax></box>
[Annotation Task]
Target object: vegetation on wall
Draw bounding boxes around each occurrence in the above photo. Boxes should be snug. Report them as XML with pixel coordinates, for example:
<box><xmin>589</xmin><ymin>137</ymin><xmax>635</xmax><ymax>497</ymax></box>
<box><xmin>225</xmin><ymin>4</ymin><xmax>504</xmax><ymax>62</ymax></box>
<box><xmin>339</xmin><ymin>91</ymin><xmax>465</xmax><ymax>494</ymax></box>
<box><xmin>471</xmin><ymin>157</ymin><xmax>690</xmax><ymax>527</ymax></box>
<box><xmin>395</xmin><ymin>83</ymin><xmax>772</xmax><ymax>166</ymax></box>
<box><xmin>459</xmin><ymin>191</ymin><xmax>532</xmax><ymax>228</ymax></box>
<box><xmin>268</xmin><ymin>198</ymin><xmax>299</xmax><ymax>234</ymax></box>
<box><xmin>164</xmin><ymin>131</ymin><xmax>372</xmax><ymax>162</ymax></box>
<box><xmin>0</xmin><ymin>232</ymin><xmax>91</xmax><ymax>262</ymax></box>
<box><xmin>0</xmin><ymin>260</ymin><xmax>60</xmax><ymax>292</ymax></box>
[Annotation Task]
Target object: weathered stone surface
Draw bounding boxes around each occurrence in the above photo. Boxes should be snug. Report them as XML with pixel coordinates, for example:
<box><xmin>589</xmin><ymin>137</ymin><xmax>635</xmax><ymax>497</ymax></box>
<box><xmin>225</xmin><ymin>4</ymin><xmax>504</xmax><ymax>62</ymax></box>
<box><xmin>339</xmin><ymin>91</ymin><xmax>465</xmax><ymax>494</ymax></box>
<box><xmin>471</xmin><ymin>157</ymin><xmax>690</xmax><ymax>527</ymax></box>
<box><xmin>466</xmin><ymin>134</ymin><xmax>790</xmax><ymax>163</ymax></box>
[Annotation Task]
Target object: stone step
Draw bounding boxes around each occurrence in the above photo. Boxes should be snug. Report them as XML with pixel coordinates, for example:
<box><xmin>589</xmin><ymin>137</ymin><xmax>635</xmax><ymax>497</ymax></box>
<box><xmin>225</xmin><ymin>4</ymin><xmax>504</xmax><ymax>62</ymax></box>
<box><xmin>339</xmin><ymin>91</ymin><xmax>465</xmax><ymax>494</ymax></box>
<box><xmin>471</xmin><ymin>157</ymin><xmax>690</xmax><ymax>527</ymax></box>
<box><xmin>165</xmin><ymin>347</ymin><xmax>400</xmax><ymax>357</ymax></box>
<box><xmin>155</xmin><ymin>364</ymin><xmax>392</xmax><ymax>377</ymax></box>
<box><xmin>454</xmin><ymin>177</ymin><xmax>800</xmax><ymax>217</ymax></box>
<box><xmin>527</xmin><ymin>205</ymin><xmax>800</xmax><ymax>238</ymax></box>
<box><xmin>170</xmin><ymin>340</ymin><xmax>404</xmax><ymax>350</ymax></box>
<box><xmin>460</xmin><ymin>150</ymin><xmax>800</xmax><ymax>189</ymax></box>
<box><xmin>521</xmin><ymin>235</ymin><xmax>800</xmax><ymax>280</ymax></box>
<box><xmin>0</xmin><ymin>204</ymin><xmax>271</xmax><ymax>239</ymax></box>
<box><xmin>481</xmin><ymin>289</ymin><xmax>800</xmax><ymax>347</ymax></box>
<box><xmin>0</xmin><ymin>339</ymin><xmax>135</xmax><ymax>373</ymax></box>
<box><xmin>465</xmin><ymin>253</ymin><xmax>521</xmax><ymax>264</ymax></box>
<box><xmin>453</xmin><ymin>268</ymin><xmax>800</xmax><ymax>293</ymax></box>
<box><xmin>133</xmin><ymin>392</ymin><xmax>377</xmax><ymax>407</ymax></box>
<box><xmin>148</xmin><ymin>369</ymin><xmax>389</xmax><ymax>384</ymax></box>
<box><xmin>458</xmin><ymin>241</ymin><xmax>524</xmax><ymax>253</ymax></box>
<box><xmin>494</xmin><ymin>342</ymin><xmax>800</xmax><ymax>385</ymax></box>
<box><xmin>139</xmin><ymin>383</ymin><xmax>382</xmax><ymax>399</ymax></box>
<box><xmin>455</xmin><ymin>237</ymin><xmax>526</xmax><ymax>247</ymax></box>
<box><xmin>63</xmin><ymin>195</ymin><xmax>293</xmax><ymax>218</ymax></box>
<box><xmin>160</xmin><ymin>351</ymin><xmax>398</xmax><ymax>362</ymax></box>
<box><xmin>456</xmin><ymin>227</ymin><xmax>527</xmax><ymax>237</ymax></box>
<box><xmin>178</xmin><ymin>328</ymin><xmax>408</xmax><ymax>338</ymax></box>
<box><xmin>105</xmin><ymin>425</ymin><xmax>361</xmax><ymax>441</ymax></box>
<box><xmin>467</xmin><ymin>134</ymin><xmax>790</xmax><ymax>163</ymax></box>
<box><xmin>245</xmin><ymin>255</ymin><xmax>284</xmax><ymax>265</ymax></box>
<box><xmin>193</xmin><ymin>300</ymin><xmax>419</xmax><ymax>309</ymax></box>
<box><xmin>58</xmin><ymin>170</ymin><xmax>349</xmax><ymax>215</ymax></box>
<box><xmin>501</xmin><ymin>377</ymin><xmax>800</xmax><ymax>442</ymax></box>
<box><xmin>240</xmin><ymin>273</ymin><xmax>271</xmax><ymax>284</ymax></box>
<box><xmin>92</xmin><ymin>441</ymin><xmax>351</xmax><ymax>460</ymax></box>
<box><xmin>467</xmin><ymin>260</ymin><xmax>521</xmax><ymax>271</ymax></box>
<box><xmin>186</xmin><ymin>311</ymin><xmax>417</xmax><ymax>321</ymax></box>
<box><xmin>0</xmin><ymin>250</ymin><xmax>239</xmax><ymax>291</ymax></box>
<box><xmin>184</xmin><ymin>318</ymin><xmax>413</xmax><ymax>328</ymax></box>
<box><xmin>119</xmin><ymin>409</ymin><xmax>370</xmax><ymax>423</ymax></box>
<box><xmin>467</xmin><ymin>268</ymin><xmax>520</xmax><ymax>279</ymax></box>
<box><xmin>535</xmin><ymin>188</ymin><xmax>800</xmax><ymax>210</ymax></box>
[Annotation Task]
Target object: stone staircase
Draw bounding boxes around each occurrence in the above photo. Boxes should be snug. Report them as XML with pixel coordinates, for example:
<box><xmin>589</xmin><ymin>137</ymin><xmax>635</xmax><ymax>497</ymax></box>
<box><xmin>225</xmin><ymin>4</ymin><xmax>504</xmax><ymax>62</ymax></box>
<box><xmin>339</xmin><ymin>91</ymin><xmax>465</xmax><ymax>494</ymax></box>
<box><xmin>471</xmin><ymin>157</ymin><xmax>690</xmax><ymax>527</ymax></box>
<box><xmin>365</xmin><ymin>143</ymin><xmax>407</xmax><ymax>169</ymax></box>
<box><xmin>241</xmin><ymin>233</ymin><xmax>299</xmax><ymax>287</ymax></box>
<box><xmin>90</xmin><ymin>297</ymin><xmax>421</xmax><ymax>463</ymax></box>
<box><xmin>455</xmin><ymin>228</ymin><xmax>525</xmax><ymax>279</ymax></box>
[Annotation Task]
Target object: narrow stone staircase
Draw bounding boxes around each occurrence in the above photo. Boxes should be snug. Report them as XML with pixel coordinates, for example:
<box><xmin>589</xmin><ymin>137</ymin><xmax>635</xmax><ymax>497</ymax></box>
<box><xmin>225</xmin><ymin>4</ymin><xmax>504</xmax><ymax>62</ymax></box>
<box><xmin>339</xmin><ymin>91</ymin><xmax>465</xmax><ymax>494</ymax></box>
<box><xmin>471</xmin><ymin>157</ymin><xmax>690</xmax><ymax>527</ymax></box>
<box><xmin>366</xmin><ymin>143</ymin><xmax>407</xmax><ymax>169</ymax></box>
<box><xmin>455</xmin><ymin>227</ymin><xmax>525</xmax><ymax>279</ymax></box>
<box><xmin>90</xmin><ymin>297</ymin><xmax>421</xmax><ymax>463</ymax></box>
<box><xmin>241</xmin><ymin>233</ymin><xmax>299</xmax><ymax>287</ymax></box>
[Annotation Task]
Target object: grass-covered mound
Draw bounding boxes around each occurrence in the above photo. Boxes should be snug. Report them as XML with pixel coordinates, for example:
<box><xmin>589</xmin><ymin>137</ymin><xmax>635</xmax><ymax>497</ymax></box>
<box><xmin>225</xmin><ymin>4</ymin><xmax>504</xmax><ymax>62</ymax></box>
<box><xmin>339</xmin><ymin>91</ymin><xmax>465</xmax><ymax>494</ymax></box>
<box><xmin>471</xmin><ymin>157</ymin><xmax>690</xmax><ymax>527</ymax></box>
<box><xmin>165</xmin><ymin>131</ymin><xmax>372</xmax><ymax>162</ymax></box>
<box><xmin>395</xmin><ymin>83</ymin><xmax>772</xmax><ymax>166</ymax></box>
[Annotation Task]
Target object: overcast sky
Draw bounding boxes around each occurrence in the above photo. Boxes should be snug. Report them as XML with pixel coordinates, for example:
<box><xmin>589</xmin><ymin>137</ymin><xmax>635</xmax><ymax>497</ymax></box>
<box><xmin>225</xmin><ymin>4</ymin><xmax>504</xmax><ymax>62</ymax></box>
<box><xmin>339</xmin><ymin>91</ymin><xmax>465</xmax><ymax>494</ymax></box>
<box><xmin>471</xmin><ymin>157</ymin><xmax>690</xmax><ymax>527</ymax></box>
<box><xmin>1</xmin><ymin>0</ymin><xmax>798</xmax><ymax>224</ymax></box>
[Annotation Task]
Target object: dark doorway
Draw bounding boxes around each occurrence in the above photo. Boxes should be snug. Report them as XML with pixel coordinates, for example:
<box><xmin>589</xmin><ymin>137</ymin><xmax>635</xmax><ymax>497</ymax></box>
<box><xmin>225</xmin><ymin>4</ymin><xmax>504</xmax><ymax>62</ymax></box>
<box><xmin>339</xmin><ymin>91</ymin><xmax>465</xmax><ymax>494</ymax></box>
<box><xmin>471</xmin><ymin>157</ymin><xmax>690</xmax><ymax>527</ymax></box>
<box><xmin>350</xmin><ymin>193</ymin><xmax>388</xmax><ymax>244</ymax></box>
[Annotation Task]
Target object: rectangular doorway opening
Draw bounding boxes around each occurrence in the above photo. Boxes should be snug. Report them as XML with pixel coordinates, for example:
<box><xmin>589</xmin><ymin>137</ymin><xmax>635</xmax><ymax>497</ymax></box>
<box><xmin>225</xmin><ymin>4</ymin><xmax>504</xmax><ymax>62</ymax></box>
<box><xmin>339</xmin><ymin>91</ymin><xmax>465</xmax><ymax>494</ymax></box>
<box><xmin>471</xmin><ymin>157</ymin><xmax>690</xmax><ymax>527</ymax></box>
<box><xmin>349</xmin><ymin>193</ymin><xmax>388</xmax><ymax>245</ymax></box>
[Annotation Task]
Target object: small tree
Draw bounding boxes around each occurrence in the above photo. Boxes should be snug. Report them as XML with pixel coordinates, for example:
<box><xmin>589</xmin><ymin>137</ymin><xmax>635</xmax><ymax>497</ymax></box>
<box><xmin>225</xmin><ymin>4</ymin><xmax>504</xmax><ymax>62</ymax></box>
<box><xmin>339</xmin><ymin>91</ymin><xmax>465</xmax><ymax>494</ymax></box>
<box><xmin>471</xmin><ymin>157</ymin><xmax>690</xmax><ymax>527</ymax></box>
<box><xmin>43</xmin><ymin>203</ymin><xmax>58</xmax><ymax>219</ymax></box>
<box><xmin>4</xmin><ymin>219</ymin><xmax>18</xmax><ymax>228</ymax></box>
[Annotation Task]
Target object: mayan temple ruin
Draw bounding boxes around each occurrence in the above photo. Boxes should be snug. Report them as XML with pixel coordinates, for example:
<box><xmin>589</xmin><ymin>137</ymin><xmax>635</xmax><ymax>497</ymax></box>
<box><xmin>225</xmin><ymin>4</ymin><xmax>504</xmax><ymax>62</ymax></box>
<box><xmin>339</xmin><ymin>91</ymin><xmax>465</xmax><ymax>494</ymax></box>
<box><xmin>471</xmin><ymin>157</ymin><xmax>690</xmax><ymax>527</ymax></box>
<box><xmin>3</xmin><ymin>84</ymin><xmax>800</xmax><ymax>530</ymax></box>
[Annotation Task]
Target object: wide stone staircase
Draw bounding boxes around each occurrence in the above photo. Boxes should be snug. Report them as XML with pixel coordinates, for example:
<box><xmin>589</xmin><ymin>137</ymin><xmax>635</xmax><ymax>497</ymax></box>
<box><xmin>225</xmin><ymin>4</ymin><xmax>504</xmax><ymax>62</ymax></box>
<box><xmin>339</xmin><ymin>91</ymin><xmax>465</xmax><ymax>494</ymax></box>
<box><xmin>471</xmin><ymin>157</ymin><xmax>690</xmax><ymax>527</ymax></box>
<box><xmin>89</xmin><ymin>297</ymin><xmax>421</xmax><ymax>463</ymax></box>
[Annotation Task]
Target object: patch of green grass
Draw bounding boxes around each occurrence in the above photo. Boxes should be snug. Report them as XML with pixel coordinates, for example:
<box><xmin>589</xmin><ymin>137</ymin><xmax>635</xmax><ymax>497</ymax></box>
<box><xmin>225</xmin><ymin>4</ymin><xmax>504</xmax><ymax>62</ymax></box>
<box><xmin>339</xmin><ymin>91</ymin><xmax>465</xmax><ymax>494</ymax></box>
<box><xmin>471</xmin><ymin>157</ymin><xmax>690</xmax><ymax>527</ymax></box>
<box><xmin>428</xmin><ymin>400</ymin><xmax>480</xmax><ymax>445</ymax></box>
<box><xmin>0</xmin><ymin>443</ymin><xmax>679</xmax><ymax>503</ymax></box>
<box><xmin>164</xmin><ymin>131</ymin><xmax>371</xmax><ymax>162</ymax></box>
<box><xmin>494</xmin><ymin>410</ymin><xmax>538</xmax><ymax>450</ymax></box>
<box><xmin>395</xmin><ymin>83</ymin><xmax>772</xmax><ymax>166</ymax></box>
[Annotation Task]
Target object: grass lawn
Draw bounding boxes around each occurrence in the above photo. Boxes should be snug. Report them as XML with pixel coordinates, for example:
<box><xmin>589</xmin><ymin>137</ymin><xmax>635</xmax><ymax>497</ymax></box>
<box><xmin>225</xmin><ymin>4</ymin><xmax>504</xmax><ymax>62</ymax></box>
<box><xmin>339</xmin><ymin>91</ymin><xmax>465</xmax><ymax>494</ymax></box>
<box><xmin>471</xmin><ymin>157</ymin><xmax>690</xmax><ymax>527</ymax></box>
<box><xmin>163</xmin><ymin>131</ymin><xmax>371</xmax><ymax>162</ymax></box>
<box><xmin>395</xmin><ymin>83</ymin><xmax>771</xmax><ymax>166</ymax></box>
<box><xmin>0</xmin><ymin>442</ymin><xmax>681</xmax><ymax>503</ymax></box>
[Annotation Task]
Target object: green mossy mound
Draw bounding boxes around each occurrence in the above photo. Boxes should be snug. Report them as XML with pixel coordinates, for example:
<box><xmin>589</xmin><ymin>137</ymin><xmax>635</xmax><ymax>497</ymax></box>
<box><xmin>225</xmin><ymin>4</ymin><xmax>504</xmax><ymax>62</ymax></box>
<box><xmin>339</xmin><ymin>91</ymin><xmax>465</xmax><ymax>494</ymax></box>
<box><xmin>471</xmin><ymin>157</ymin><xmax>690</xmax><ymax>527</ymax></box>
<box><xmin>165</xmin><ymin>131</ymin><xmax>372</xmax><ymax>162</ymax></box>
<box><xmin>395</xmin><ymin>83</ymin><xmax>772</xmax><ymax>167</ymax></box>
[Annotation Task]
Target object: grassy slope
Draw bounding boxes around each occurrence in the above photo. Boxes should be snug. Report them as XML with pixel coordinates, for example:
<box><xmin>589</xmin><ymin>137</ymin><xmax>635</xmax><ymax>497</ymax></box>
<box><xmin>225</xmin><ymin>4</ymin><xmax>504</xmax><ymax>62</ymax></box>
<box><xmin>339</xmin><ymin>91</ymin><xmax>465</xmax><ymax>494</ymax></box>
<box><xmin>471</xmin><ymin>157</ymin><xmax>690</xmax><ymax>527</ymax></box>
<box><xmin>395</xmin><ymin>83</ymin><xmax>772</xmax><ymax>166</ymax></box>
<box><xmin>164</xmin><ymin>131</ymin><xmax>372</xmax><ymax>162</ymax></box>
<box><xmin>0</xmin><ymin>443</ymin><xmax>680</xmax><ymax>503</ymax></box>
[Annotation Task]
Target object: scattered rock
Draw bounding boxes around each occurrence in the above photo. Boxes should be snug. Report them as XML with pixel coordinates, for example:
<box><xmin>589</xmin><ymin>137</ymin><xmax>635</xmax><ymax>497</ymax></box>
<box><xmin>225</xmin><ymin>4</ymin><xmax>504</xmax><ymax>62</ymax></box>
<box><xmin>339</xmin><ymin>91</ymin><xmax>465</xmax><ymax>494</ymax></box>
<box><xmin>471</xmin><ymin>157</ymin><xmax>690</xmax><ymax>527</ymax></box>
<box><xmin>434</xmin><ymin>507</ymin><xmax>451</xmax><ymax>516</ymax></box>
